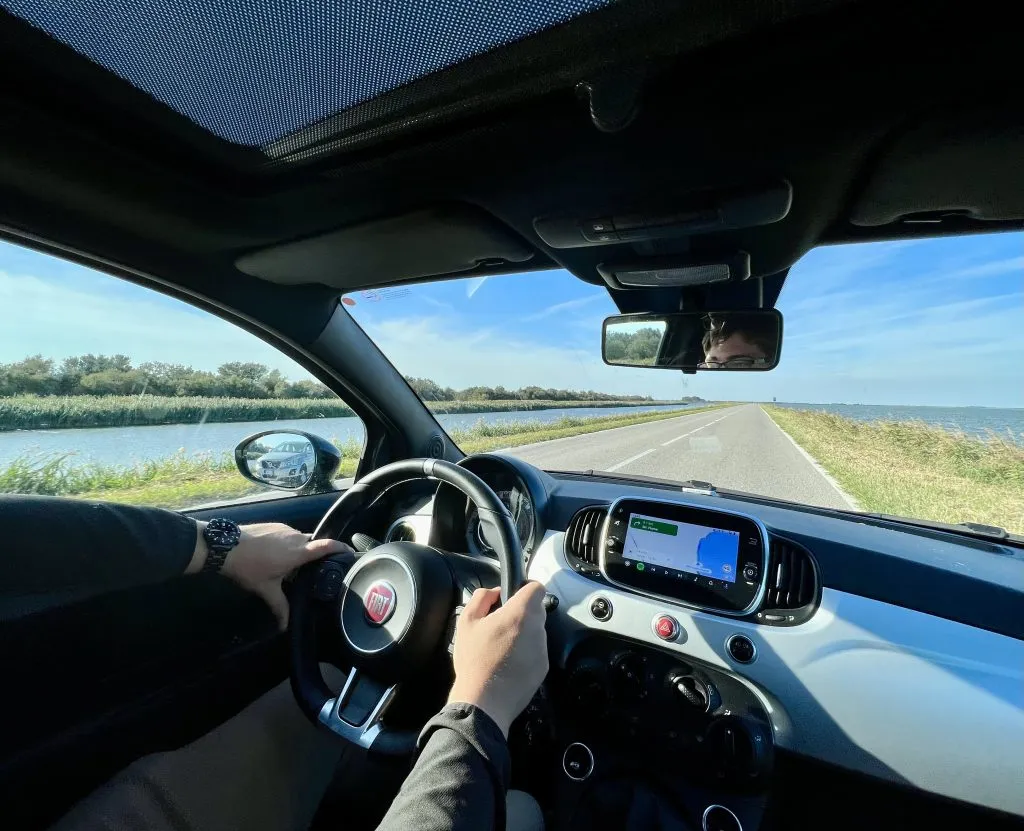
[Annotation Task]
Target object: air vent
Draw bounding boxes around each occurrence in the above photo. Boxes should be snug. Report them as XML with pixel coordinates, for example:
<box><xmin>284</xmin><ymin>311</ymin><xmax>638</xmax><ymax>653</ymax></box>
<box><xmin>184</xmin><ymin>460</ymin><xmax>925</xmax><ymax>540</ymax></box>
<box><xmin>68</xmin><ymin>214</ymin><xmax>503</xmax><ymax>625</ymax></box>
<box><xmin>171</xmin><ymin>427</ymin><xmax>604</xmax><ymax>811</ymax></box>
<box><xmin>759</xmin><ymin>537</ymin><xmax>819</xmax><ymax>625</ymax></box>
<box><xmin>565</xmin><ymin>506</ymin><xmax>608</xmax><ymax>574</ymax></box>
<box><xmin>386</xmin><ymin>522</ymin><xmax>417</xmax><ymax>543</ymax></box>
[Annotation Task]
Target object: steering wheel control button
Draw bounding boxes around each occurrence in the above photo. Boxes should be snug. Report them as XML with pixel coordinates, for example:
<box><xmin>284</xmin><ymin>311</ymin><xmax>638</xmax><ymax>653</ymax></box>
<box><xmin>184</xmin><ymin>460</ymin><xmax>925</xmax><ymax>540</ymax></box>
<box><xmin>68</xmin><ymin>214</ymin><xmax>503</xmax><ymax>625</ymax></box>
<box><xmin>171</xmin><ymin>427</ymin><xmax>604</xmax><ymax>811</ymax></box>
<box><xmin>590</xmin><ymin>596</ymin><xmax>613</xmax><ymax>621</ymax></box>
<box><xmin>313</xmin><ymin>566</ymin><xmax>345</xmax><ymax>602</ymax></box>
<box><xmin>562</xmin><ymin>742</ymin><xmax>595</xmax><ymax>781</ymax></box>
<box><xmin>703</xmin><ymin>805</ymin><xmax>742</xmax><ymax>831</ymax></box>
<box><xmin>362</xmin><ymin>581</ymin><xmax>397</xmax><ymax>625</ymax></box>
<box><xmin>727</xmin><ymin>634</ymin><xmax>757</xmax><ymax>664</ymax></box>
<box><xmin>653</xmin><ymin>614</ymin><xmax>681</xmax><ymax>641</ymax></box>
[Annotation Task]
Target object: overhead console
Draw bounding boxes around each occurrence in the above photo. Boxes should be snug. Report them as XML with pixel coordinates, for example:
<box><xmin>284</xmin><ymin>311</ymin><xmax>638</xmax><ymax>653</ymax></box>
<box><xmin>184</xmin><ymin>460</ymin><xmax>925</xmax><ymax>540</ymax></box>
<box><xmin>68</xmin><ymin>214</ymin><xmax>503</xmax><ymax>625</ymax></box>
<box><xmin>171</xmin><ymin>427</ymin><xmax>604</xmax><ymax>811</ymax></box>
<box><xmin>532</xmin><ymin>181</ymin><xmax>792</xmax><ymax>250</ymax></box>
<box><xmin>601</xmin><ymin>498</ymin><xmax>768</xmax><ymax>616</ymax></box>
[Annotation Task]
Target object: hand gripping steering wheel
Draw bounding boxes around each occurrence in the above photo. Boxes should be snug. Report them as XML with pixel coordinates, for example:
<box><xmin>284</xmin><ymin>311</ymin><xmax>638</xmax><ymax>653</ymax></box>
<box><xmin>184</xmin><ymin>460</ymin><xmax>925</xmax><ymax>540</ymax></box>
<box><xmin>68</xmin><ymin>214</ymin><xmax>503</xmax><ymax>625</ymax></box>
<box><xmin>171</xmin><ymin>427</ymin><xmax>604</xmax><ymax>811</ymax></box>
<box><xmin>289</xmin><ymin>458</ymin><xmax>524</xmax><ymax>755</ymax></box>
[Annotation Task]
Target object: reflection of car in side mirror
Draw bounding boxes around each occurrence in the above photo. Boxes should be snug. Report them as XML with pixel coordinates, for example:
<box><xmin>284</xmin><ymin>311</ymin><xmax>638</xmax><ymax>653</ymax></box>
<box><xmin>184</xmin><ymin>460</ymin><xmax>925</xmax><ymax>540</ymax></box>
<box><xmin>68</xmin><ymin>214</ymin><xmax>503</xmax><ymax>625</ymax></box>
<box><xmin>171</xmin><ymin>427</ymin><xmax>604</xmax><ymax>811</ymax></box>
<box><xmin>233</xmin><ymin>430</ymin><xmax>343</xmax><ymax>492</ymax></box>
<box><xmin>602</xmin><ymin>309</ymin><xmax>783</xmax><ymax>371</ymax></box>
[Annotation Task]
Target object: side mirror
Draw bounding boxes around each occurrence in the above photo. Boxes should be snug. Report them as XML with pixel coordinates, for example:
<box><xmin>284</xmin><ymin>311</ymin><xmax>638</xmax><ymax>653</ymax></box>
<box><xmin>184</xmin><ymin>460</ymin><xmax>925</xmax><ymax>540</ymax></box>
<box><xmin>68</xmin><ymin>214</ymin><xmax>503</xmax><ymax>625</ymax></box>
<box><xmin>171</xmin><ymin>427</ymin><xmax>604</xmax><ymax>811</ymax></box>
<box><xmin>233</xmin><ymin>430</ymin><xmax>342</xmax><ymax>492</ymax></box>
<box><xmin>603</xmin><ymin>309</ymin><xmax>783</xmax><ymax>371</ymax></box>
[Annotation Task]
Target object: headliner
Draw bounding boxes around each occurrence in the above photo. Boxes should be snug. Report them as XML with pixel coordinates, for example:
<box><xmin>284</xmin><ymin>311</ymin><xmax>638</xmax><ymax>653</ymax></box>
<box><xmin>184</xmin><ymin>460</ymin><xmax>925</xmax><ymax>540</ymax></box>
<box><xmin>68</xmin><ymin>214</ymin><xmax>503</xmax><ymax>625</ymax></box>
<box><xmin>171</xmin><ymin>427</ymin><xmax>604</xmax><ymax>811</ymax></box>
<box><xmin>0</xmin><ymin>0</ymin><xmax>1020</xmax><ymax>345</ymax></box>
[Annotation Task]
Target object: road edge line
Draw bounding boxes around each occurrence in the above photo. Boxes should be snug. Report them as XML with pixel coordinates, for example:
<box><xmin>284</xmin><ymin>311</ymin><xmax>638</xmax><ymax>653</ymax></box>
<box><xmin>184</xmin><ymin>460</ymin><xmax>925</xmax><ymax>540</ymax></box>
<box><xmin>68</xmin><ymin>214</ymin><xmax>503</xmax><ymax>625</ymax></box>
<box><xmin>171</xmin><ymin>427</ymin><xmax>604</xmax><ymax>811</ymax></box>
<box><xmin>758</xmin><ymin>406</ymin><xmax>861</xmax><ymax>511</ymax></box>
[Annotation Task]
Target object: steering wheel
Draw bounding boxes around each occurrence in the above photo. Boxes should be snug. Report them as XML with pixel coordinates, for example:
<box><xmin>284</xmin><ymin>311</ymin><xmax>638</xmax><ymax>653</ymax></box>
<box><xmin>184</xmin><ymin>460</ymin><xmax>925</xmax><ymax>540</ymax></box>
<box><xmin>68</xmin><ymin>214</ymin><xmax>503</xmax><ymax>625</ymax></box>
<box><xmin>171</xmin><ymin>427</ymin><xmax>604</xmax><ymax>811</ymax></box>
<box><xmin>289</xmin><ymin>458</ymin><xmax>524</xmax><ymax>755</ymax></box>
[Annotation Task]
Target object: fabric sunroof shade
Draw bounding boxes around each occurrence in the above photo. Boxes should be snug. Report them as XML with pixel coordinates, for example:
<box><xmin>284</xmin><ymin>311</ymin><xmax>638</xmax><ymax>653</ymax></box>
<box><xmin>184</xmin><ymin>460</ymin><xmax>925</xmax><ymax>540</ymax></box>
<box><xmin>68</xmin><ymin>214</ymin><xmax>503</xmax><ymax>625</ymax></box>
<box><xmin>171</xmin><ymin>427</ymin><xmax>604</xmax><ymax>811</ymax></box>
<box><xmin>2</xmin><ymin>0</ymin><xmax>611</xmax><ymax>147</ymax></box>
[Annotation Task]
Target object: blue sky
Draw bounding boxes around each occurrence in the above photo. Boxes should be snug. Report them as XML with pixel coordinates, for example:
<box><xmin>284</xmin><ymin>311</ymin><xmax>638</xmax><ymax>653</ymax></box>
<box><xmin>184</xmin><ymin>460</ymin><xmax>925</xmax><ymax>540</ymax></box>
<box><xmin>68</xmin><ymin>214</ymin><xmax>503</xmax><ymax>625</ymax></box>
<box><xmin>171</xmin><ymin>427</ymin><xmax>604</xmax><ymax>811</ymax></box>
<box><xmin>1</xmin><ymin>232</ymin><xmax>1021</xmax><ymax>407</ymax></box>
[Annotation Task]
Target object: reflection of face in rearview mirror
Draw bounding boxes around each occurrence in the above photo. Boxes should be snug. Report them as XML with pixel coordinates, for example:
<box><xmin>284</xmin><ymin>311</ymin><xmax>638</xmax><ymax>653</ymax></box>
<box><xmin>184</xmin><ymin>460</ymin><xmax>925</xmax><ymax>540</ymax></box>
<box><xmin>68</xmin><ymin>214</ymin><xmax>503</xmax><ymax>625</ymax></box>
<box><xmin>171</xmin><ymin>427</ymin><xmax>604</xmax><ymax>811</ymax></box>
<box><xmin>602</xmin><ymin>310</ymin><xmax>782</xmax><ymax>371</ymax></box>
<box><xmin>699</xmin><ymin>312</ymin><xmax>780</xmax><ymax>370</ymax></box>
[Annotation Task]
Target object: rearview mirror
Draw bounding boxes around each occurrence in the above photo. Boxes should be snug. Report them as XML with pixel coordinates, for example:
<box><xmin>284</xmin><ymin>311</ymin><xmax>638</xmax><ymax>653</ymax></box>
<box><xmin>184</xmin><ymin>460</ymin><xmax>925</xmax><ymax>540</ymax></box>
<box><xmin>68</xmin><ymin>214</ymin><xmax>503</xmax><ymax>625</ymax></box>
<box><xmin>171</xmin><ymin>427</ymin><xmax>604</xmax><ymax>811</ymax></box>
<box><xmin>233</xmin><ymin>429</ymin><xmax>343</xmax><ymax>492</ymax></box>
<box><xmin>602</xmin><ymin>310</ymin><xmax>783</xmax><ymax>371</ymax></box>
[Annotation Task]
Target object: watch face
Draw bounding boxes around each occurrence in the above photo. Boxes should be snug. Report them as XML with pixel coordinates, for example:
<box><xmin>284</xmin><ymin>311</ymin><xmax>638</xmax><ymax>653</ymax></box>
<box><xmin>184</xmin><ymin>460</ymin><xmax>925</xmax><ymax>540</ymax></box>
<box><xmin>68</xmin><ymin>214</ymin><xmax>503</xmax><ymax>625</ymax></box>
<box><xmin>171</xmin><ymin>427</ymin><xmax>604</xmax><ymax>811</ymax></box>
<box><xmin>206</xmin><ymin>518</ymin><xmax>241</xmax><ymax>551</ymax></box>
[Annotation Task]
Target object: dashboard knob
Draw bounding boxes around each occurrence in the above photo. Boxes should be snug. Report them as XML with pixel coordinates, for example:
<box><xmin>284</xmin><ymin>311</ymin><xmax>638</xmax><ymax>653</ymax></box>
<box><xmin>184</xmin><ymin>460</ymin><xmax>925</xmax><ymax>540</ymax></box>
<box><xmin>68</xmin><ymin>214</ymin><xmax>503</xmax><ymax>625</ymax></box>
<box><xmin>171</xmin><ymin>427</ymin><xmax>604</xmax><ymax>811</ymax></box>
<box><xmin>705</xmin><ymin>716</ymin><xmax>773</xmax><ymax>784</ymax></box>
<box><xmin>670</xmin><ymin>674</ymin><xmax>720</xmax><ymax>713</ymax></box>
<box><xmin>567</xmin><ymin>659</ymin><xmax>608</xmax><ymax>718</ymax></box>
<box><xmin>610</xmin><ymin>652</ymin><xmax>647</xmax><ymax>705</ymax></box>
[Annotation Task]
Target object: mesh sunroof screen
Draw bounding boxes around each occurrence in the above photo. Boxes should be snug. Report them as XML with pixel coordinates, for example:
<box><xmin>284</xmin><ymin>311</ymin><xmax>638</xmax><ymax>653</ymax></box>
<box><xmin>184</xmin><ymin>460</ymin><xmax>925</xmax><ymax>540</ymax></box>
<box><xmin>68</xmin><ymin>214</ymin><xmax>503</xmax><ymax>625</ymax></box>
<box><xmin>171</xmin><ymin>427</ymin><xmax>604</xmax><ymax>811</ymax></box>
<box><xmin>3</xmin><ymin>0</ymin><xmax>611</xmax><ymax>146</ymax></box>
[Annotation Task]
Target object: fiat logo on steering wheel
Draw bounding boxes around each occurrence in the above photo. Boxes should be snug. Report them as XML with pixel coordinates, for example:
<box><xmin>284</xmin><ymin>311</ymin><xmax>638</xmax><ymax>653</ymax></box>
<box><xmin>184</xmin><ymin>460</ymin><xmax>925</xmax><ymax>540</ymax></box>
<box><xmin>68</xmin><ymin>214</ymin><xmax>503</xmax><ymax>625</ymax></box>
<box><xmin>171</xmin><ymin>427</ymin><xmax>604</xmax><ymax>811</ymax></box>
<box><xmin>363</xmin><ymin>581</ymin><xmax>397</xmax><ymax>625</ymax></box>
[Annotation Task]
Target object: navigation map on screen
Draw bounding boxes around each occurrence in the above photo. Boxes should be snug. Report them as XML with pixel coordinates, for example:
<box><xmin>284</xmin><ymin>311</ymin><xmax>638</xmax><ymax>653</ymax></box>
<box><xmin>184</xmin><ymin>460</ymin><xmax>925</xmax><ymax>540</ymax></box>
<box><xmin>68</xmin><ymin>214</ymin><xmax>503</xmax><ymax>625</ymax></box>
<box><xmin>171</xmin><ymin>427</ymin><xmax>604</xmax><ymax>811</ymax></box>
<box><xmin>623</xmin><ymin>513</ymin><xmax>740</xmax><ymax>583</ymax></box>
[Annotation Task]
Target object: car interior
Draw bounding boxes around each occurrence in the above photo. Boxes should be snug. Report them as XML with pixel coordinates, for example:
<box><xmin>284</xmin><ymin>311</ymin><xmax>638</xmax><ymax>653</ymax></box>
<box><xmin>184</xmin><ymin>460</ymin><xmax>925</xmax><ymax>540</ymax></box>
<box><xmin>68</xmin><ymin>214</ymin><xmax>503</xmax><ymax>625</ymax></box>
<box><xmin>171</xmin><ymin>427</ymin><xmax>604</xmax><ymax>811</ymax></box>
<box><xmin>0</xmin><ymin>0</ymin><xmax>1022</xmax><ymax>829</ymax></box>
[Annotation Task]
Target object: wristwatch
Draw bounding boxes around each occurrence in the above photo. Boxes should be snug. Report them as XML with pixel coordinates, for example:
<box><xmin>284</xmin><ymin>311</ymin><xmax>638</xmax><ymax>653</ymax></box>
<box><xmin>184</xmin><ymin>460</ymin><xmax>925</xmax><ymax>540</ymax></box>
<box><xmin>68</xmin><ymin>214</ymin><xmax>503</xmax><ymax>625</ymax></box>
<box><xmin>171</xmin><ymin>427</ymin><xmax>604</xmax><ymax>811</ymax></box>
<box><xmin>201</xmin><ymin>518</ymin><xmax>242</xmax><ymax>573</ymax></box>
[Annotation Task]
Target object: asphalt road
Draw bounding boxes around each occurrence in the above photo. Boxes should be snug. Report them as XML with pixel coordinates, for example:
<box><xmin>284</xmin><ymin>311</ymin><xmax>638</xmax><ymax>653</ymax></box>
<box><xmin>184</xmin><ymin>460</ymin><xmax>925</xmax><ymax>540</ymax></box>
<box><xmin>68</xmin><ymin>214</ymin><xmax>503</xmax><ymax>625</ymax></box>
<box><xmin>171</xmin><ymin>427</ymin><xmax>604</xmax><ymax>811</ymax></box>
<box><xmin>506</xmin><ymin>404</ymin><xmax>855</xmax><ymax>510</ymax></box>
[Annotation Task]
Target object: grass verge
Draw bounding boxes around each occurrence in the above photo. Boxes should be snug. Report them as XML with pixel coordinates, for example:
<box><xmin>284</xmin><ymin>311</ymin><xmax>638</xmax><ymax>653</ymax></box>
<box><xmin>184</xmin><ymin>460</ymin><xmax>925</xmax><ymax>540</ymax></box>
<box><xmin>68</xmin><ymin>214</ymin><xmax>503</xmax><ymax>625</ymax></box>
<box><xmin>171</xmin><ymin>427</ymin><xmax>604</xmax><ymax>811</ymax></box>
<box><xmin>0</xmin><ymin>406</ymin><xmax>728</xmax><ymax>509</ymax></box>
<box><xmin>763</xmin><ymin>406</ymin><xmax>1024</xmax><ymax>534</ymax></box>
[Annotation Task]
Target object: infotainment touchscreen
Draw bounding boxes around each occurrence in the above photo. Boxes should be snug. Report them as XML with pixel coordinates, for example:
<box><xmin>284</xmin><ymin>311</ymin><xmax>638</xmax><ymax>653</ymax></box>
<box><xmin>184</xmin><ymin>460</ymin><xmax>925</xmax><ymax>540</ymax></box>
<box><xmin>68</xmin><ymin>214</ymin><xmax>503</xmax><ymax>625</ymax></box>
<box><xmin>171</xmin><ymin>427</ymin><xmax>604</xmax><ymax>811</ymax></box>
<box><xmin>600</xmin><ymin>498</ymin><xmax>768</xmax><ymax>614</ymax></box>
<box><xmin>623</xmin><ymin>513</ymin><xmax>740</xmax><ymax>583</ymax></box>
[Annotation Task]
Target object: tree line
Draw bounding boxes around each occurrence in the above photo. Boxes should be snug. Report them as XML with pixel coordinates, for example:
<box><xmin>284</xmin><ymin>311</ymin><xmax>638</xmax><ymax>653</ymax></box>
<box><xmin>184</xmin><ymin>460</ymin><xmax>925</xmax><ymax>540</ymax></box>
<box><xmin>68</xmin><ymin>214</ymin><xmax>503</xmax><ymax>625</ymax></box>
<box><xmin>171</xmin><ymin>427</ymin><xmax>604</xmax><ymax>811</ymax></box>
<box><xmin>604</xmin><ymin>326</ymin><xmax>664</xmax><ymax>365</ymax></box>
<box><xmin>0</xmin><ymin>354</ymin><xmax>660</xmax><ymax>402</ymax></box>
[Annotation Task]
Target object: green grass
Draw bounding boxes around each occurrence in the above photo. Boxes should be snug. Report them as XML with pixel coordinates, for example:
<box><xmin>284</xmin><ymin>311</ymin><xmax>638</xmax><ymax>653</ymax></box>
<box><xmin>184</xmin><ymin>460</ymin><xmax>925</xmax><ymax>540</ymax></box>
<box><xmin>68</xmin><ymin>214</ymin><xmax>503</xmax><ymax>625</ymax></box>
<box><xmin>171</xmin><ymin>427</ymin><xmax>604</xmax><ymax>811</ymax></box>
<box><xmin>763</xmin><ymin>406</ymin><xmax>1024</xmax><ymax>534</ymax></box>
<box><xmin>0</xmin><ymin>407</ymin><xmax>726</xmax><ymax>509</ymax></box>
<box><xmin>0</xmin><ymin>395</ymin><xmax>692</xmax><ymax>431</ymax></box>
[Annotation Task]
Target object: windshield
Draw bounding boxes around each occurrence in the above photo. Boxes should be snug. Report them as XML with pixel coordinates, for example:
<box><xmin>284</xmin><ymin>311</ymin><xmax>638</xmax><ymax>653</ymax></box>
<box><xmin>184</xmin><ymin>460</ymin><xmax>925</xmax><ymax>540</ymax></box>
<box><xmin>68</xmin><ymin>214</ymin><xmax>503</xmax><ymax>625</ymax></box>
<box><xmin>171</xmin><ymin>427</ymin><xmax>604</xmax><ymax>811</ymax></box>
<box><xmin>345</xmin><ymin>233</ymin><xmax>1024</xmax><ymax>535</ymax></box>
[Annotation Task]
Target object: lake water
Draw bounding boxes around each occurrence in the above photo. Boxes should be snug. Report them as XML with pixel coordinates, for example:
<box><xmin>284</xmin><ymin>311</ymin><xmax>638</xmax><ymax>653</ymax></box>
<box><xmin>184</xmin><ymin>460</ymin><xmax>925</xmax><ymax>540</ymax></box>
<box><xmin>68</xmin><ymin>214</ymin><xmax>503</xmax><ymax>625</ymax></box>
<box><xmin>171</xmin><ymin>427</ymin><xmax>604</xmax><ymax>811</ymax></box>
<box><xmin>0</xmin><ymin>403</ymin><xmax>693</xmax><ymax>469</ymax></box>
<box><xmin>3</xmin><ymin>401</ymin><xmax>1021</xmax><ymax>470</ymax></box>
<box><xmin>773</xmin><ymin>403</ymin><xmax>1024</xmax><ymax>442</ymax></box>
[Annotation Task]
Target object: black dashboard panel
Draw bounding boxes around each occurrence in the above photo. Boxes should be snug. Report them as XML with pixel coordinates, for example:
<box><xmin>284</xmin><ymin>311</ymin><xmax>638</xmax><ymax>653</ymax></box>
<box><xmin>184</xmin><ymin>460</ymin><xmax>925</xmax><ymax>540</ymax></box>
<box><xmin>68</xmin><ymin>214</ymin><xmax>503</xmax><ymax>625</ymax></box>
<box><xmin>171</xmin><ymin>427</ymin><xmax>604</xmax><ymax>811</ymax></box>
<box><xmin>432</xmin><ymin>453</ymin><xmax>554</xmax><ymax>560</ymax></box>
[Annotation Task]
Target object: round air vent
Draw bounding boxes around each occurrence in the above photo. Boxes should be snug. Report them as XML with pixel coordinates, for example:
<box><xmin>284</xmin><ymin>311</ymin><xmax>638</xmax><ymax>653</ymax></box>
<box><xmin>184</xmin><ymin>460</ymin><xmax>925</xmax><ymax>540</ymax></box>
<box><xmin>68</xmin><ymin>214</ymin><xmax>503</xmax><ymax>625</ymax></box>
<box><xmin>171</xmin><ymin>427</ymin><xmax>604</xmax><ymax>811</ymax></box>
<box><xmin>385</xmin><ymin>522</ymin><xmax>417</xmax><ymax>543</ymax></box>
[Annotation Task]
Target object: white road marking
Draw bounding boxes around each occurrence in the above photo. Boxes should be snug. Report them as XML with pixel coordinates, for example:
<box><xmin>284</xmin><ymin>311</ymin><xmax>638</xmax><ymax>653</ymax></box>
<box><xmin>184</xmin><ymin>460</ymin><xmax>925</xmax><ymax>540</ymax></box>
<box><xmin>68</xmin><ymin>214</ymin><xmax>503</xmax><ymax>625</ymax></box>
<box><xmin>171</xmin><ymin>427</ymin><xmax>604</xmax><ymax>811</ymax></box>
<box><xmin>605</xmin><ymin>448</ymin><xmax>656</xmax><ymax>471</ymax></box>
<box><xmin>661</xmin><ymin>411</ymin><xmax>734</xmax><ymax>446</ymax></box>
<box><xmin>494</xmin><ymin>405</ymin><xmax>738</xmax><ymax>453</ymax></box>
<box><xmin>758</xmin><ymin>406</ymin><xmax>860</xmax><ymax>510</ymax></box>
<box><xmin>605</xmin><ymin>410</ymin><xmax>738</xmax><ymax>471</ymax></box>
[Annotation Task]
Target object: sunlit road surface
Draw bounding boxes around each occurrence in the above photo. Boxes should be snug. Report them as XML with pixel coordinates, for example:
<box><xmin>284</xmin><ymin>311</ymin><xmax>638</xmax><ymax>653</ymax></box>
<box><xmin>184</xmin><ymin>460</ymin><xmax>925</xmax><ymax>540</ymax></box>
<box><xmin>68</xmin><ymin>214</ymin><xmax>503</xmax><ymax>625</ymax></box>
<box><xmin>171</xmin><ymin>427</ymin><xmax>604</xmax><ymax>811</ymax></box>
<box><xmin>505</xmin><ymin>404</ymin><xmax>856</xmax><ymax>511</ymax></box>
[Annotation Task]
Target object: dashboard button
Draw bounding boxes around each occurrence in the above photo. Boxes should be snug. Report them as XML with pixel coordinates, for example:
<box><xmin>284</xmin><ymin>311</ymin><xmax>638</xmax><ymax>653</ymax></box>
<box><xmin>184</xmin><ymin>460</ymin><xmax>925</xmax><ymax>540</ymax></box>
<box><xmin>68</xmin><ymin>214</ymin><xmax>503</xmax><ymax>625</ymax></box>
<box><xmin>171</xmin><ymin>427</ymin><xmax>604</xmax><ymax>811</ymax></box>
<box><xmin>590</xmin><ymin>597</ymin><xmax>613</xmax><ymax>622</ymax></box>
<box><xmin>562</xmin><ymin>742</ymin><xmax>595</xmax><ymax>781</ymax></box>
<box><xmin>727</xmin><ymin>634</ymin><xmax>757</xmax><ymax>664</ymax></box>
<box><xmin>742</xmin><ymin>564</ymin><xmax>759</xmax><ymax>581</ymax></box>
<box><xmin>653</xmin><ymin>614</ymin><xmax>680</xmax><ymax>641</ymax></box>
<box><xmin>703</xmin><ymin>805</ymin><xmax>742</xmax><ymax>831</ymax></box>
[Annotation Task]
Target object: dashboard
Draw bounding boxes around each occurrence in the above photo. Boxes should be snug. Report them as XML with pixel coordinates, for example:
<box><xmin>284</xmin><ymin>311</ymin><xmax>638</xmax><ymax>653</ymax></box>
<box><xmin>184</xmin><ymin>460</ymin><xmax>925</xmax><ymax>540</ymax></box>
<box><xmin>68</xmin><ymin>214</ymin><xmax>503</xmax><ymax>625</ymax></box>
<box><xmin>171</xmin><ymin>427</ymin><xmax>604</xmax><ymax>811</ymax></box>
<box><xmin>371</xmin><ymin>452</ymin><xmax>1024</xmax><ymax>828</ymax></box>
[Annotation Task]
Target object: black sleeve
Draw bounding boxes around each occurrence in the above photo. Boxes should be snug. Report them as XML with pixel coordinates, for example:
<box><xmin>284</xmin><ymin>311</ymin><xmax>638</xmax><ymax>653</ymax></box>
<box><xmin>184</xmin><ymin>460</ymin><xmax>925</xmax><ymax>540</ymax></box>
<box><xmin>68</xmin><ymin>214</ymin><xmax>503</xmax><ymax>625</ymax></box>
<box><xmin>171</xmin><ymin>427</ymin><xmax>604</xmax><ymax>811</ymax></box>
<box><xmin>0</xmin><ymin>495</ymin><xmax>198</xmax><ymax>614</ymax></box>
<box><xmin>375</xmin><ymin>703</ymin><xmax>511</xmax><ymax>831</ymax></box>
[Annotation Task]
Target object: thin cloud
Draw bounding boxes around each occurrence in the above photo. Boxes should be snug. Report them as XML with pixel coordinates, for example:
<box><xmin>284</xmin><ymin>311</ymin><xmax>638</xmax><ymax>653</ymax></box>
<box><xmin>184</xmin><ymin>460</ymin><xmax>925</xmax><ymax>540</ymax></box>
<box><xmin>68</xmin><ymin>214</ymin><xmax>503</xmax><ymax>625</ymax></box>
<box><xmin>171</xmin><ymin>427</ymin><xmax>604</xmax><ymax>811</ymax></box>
<box><xmin>521</xmin><ymin>292</ymin><xmax>607</xmax><ymax>322</ymax></box>
<box><xmin>943</xmin><ymin>256</ymin><xmax>1024</xmax><ymax>280</ymax></box>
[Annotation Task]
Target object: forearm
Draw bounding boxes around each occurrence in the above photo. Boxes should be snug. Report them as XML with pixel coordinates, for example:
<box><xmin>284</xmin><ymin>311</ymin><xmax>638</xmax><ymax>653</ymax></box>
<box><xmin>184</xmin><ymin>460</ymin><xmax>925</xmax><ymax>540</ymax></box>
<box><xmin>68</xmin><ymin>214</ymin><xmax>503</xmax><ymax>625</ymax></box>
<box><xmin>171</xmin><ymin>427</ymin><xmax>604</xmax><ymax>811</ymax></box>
<box><xmin>0</xmin><ymin>496</ymin><xmax>198</xmax><ymax>610</ymax></box>
<box><xmin>376</xmin><ymin>703</ymin><xmax>510</xmax><ymax>831</ymax></box>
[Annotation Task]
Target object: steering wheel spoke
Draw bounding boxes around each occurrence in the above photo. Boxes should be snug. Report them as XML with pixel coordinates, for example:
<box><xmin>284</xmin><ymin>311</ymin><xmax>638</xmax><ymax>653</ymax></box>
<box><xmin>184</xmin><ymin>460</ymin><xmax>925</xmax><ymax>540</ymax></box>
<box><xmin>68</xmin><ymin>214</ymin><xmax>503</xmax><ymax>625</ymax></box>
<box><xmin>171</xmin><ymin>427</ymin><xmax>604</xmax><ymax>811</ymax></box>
<box><xmin>318</xmin><ymin>667</ymin><xmax>398</xmax><ymax>749</ymax></box>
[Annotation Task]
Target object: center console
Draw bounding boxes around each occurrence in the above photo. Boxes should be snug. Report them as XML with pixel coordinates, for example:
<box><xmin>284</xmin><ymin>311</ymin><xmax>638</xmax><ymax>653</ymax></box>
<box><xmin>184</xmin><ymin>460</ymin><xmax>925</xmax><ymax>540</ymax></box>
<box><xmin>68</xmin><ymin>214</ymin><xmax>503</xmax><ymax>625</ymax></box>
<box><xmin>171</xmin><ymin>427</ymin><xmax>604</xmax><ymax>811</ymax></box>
<box><xmin>511</xmin><ymin>498</ymin><xmax>779</xmax><ymax>830</ymax></box>
<box><xmin>512</xmin><ymin>635</ymin><xmax>775</xmax><ymax>830</ymax></box>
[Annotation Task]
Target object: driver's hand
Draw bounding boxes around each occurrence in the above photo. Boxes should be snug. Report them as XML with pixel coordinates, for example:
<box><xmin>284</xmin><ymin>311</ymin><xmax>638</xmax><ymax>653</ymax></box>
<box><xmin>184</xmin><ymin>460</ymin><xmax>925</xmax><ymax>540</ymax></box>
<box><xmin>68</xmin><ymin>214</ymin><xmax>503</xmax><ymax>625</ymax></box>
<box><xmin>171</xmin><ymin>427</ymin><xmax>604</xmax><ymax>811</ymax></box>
<box><xmin>198</xmin><ymin>522</ymin><xmax>351</xmax><ymax>630</ymax></box>
<box><xmin>448</xmin><ymin>582</ymin><xmax>548</xmax><ymax>737</ymax></box>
